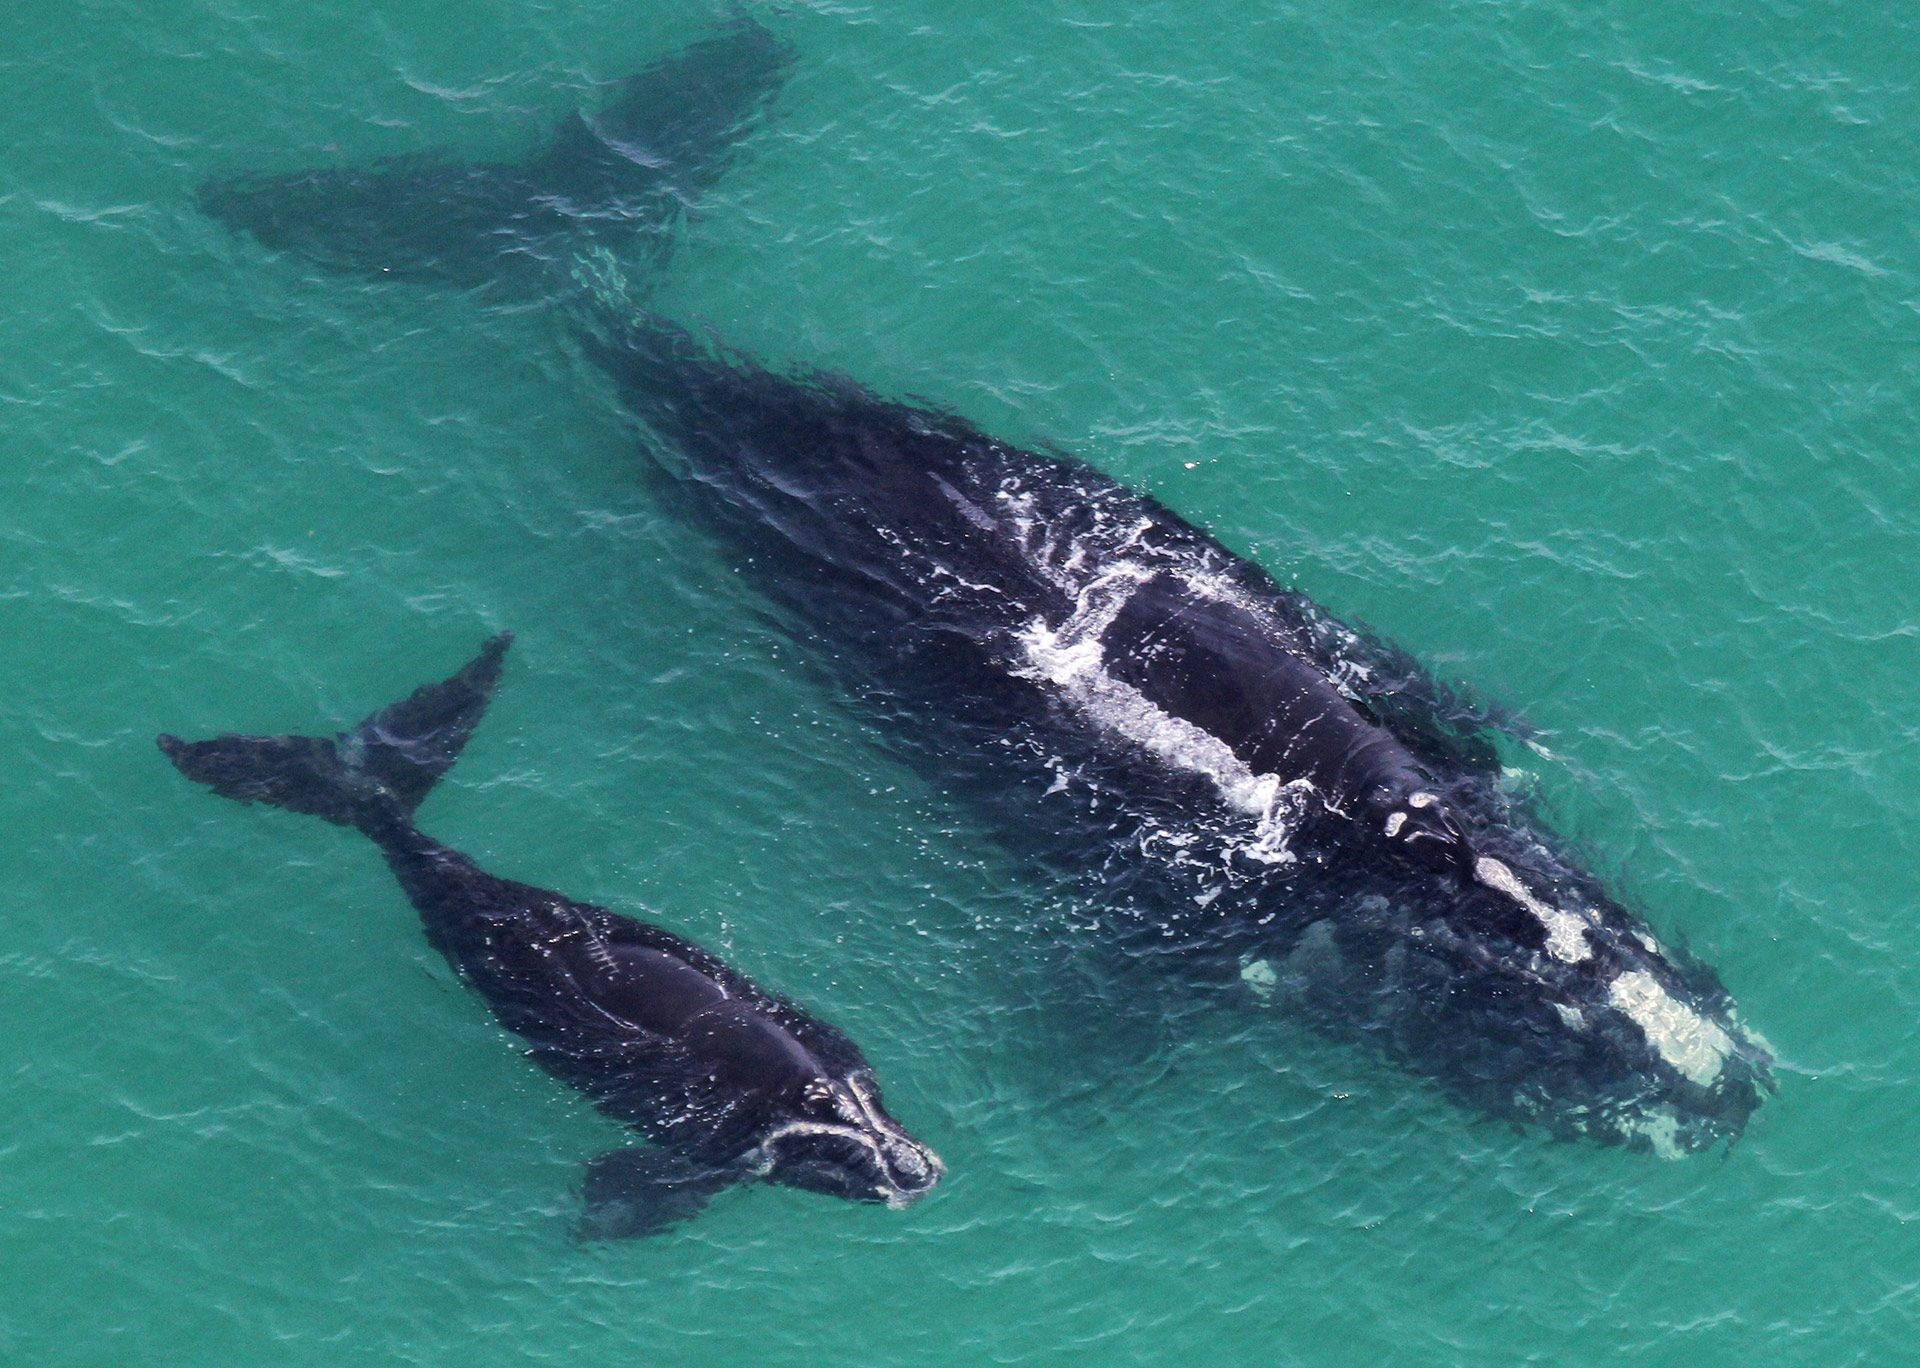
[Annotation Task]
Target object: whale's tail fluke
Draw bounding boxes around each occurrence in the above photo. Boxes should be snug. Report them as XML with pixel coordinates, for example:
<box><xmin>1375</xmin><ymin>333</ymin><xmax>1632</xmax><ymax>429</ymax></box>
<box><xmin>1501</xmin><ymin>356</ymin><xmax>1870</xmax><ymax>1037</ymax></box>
<box><xmin>197</xmin><ymin>18</ymin><xmax>793</xmax><ymax>289</ymax></box>
<box><xmin>158</xmin><ymin>634</ymin><xmax>512</xmax><ymax>833</ymax></box>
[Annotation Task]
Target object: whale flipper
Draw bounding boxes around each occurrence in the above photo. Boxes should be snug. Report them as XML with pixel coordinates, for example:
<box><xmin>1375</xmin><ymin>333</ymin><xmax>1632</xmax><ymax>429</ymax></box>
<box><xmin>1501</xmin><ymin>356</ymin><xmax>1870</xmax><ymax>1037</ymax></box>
<box><xmin>198</xmin><ymin>18</ymin><xmax>793</xmax><ymax>288</ymax></box>
<box><xmin>577</xmin><ymin>1148</ymin><xmax>741</xmax><ymax>1240</ymax></box>
<box><xmin>158</xmin><ymin>633</ymin><xmax>511</xmax><ymax>827</ymax></box>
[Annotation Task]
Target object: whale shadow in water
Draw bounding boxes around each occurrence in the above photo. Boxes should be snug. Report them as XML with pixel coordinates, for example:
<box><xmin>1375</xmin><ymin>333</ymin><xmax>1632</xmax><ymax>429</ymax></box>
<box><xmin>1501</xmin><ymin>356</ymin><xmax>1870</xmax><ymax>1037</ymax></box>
<box><xmin>159</xmin><ymin>635</ymin><xmax>943</xmax><ymax>1237</ymax></box>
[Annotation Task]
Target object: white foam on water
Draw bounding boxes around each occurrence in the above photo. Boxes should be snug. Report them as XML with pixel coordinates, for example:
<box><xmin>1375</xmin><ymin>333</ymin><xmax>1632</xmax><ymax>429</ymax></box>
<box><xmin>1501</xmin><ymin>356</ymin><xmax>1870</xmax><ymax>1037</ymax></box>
<box><xmin>1607</xmin><ymin>969</ymin><xmax>1734</xmax><ymax>1088</ymax></box>
<box><xmin>1472</xmin><ymin>856</ymin><xmax>1592</xmax><ymax>963</ymax></box>
<box><xmin>1014</xmin><ymin>568</ymin><xmax>1311</xmax><ymax>863</ymax></box>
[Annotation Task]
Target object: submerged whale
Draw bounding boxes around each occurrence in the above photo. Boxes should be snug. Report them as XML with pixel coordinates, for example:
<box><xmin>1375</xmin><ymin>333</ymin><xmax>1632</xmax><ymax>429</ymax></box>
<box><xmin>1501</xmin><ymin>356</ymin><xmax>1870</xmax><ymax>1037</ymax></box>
<box><xmin>159</xmin><ymin>636</ymin><xmax>942</xmax><ymax>1235</ymax></box>
<box><xmin>193</xmin><ymin>19</ymin><xmax>1772</xmax><ymax>1153</ymax></box>
<box><xmin>197</xmin><ymin>17</ymin><xmax>794</xmax><ymax>289</ymax></box>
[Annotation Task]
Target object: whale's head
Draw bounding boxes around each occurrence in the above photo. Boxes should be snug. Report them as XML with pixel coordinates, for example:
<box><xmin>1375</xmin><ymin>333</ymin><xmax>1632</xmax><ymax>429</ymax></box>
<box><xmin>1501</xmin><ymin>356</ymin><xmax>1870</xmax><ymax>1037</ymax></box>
<box><xmin>755</xmin><ymin>1071</ymin><xmax>944</xmax><ymax>1207</ymax></box>
<box><xmin>1251</xmin><ymin>832</ymin><xmax>1774</xmax><ymax>1157</ymax></box>
<box><xmin>1567</xmin><ymin>968</ymin><xmax>1773</xmax><ymax>1156</ymax></box>
<box><xmin>1441</xmin><ymin>849</ymin><xmax>1775</xmax><ymax>1156</ymax></box>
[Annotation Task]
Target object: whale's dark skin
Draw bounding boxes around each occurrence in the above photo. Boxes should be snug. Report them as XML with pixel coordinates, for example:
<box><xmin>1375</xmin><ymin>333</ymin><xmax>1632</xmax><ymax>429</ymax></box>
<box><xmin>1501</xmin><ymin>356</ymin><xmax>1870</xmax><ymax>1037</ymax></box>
<box><xmin>585</xmin><ymin>320</ymin><xmax>1774</xmax><ymax>1155</ymax></box>
<box><xmin>192</xmin><ymin>18</ymin><xmax>1771</xmax><ymax>1153</ymax></box>
<box><xmin>196</xmin><ymin>18</ymin><xmax>794</xmax><ymax>290</ymax></box>
<box><xmin>158</xmin><ymin>636</ymin><xmax>942</xmax><ymax>1236</ymax></box>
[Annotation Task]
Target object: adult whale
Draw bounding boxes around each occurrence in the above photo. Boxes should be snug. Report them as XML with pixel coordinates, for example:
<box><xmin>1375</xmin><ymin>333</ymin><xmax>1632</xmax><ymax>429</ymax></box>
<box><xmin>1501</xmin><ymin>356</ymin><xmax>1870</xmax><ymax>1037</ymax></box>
<box><xmin>159</xmin><ymin>635</ymin><xmax>943</xmax><ymax>1235</ymax></box>
<box><xmin>193</xmin><ymin>20</ymin><xmax>1772</xmax><ymax>1153</ymax></box>
<box><xmin>581</xmin><ymin>319</ymin><xmax>1774</xmax><ymax>1156</ymax></box>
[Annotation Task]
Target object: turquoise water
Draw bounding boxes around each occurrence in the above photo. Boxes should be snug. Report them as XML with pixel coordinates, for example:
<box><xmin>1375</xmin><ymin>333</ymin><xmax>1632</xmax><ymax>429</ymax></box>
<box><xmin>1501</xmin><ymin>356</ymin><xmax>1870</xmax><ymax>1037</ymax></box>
<box><xmin>6</xmin><ymin>0</ymin><xmax>1919</xmax><ymax>1362</ymax></box>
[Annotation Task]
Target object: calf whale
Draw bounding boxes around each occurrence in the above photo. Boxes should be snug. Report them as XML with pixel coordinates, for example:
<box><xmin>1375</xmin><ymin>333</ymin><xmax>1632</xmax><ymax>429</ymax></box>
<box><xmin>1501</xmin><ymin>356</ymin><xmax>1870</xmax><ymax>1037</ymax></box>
<box><xmin>159</xmin><ymin>635</ymin><xmax>942</xmax><ymax>1235</ymax></box>
<box><xmin>192</xmin><ymin>21</ymin><xmax>1772</xmax><ymax>1154</ymax></box>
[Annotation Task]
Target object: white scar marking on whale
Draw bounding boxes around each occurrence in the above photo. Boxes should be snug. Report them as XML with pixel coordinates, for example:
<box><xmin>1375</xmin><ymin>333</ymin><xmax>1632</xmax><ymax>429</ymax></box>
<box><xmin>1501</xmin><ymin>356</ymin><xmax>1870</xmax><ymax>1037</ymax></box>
<box><xmin>1620</xmin><ymin>1105</ymin><xmax>1688</xmax><ymax>1160</ymax></box>
<box><xmin>1240</xmin><ymin>957</ymin><xmax>1279</xmax><ymax>1000</ymax></box>
<box><xmin>1014</xmin><ymin>569</ymin><xmax>1311</xmax><ymax>862</ymax></box>
<box><xmin>1607</xmin><ymin>970</ymin><xmax>1734</xmax><ymax>1087</ymax></box>
<box><xmin>932</xmin><ymin>474</ymin><xmax>998</xmax><ymax>532</ymax></box>
<box><xmin>750</xmin><ymin>1076</ymin><xmax>940</xmax><ymax>1207</ymax></box>
<box><xmin>1472</xmin><ymin>855</ymin><xmax>1592</xmax><ymax>963</ymax></box>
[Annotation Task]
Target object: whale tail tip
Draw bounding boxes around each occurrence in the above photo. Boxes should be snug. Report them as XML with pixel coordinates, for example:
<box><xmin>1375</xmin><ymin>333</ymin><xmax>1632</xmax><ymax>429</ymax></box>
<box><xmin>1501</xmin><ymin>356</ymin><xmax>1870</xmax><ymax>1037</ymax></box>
<box><xmin>158</xmin><ymin>633</ymin><xmax>512</xmax><ymax>832</ymax></box>
<box><xmin>196</xmin><ymin>17</ymin><xmax>794</xmax><ymax>290</ymax></box>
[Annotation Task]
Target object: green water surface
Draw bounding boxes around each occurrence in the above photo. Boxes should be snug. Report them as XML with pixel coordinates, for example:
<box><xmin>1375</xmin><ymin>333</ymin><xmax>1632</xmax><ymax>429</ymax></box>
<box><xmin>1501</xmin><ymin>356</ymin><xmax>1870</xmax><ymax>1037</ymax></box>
<box><xmin>4</xmin><ymin>1</ymin><xmax>1918</xmax><ymax>1363</ymax></box>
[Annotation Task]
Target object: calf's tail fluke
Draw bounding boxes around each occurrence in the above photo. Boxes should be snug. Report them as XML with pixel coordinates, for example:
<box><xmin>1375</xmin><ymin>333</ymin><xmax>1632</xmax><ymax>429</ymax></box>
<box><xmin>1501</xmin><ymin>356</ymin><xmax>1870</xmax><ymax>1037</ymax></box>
<box><xmin>158</xmin><ymin>634</ymin><xmax>512</xmax><ymax>832</ymax></box>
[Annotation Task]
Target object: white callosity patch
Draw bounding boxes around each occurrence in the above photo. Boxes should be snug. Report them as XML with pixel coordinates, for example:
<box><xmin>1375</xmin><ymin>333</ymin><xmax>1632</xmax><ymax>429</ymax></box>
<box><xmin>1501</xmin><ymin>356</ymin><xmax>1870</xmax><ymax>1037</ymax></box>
<box><xmin>1472</xmin><ymin>855</ymin><xmax>1593</xmax><ymax>963</ymax></box>
<box><xmin>750</xmin><ymin>1075</ymin><xmax>941</xmax><ymax>1208</ymax></box>
<box><xmin>1240</xmin><ymin>957</ymin><xmax>1279</xmax><ymax>1001</ymax></box>
<box><xmin>1014</xmin><ymin>566</ymin><xmax>1314</xmax><ymax>863</ymax></box>
<box><xmin>1607</xmin><ymin>970</ymin><xmax>1734</xmax><ymax>1088</ymax></box>
<box><xmin>1552</xmin><ymin>1002</ymin><xmax>1587</xmax><ymax>1031</ymax></box>
<box><xmin>1619</xmin><ymin>1105</ymin><xmax>1688</xmax><ymax>1161</ymax></box>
